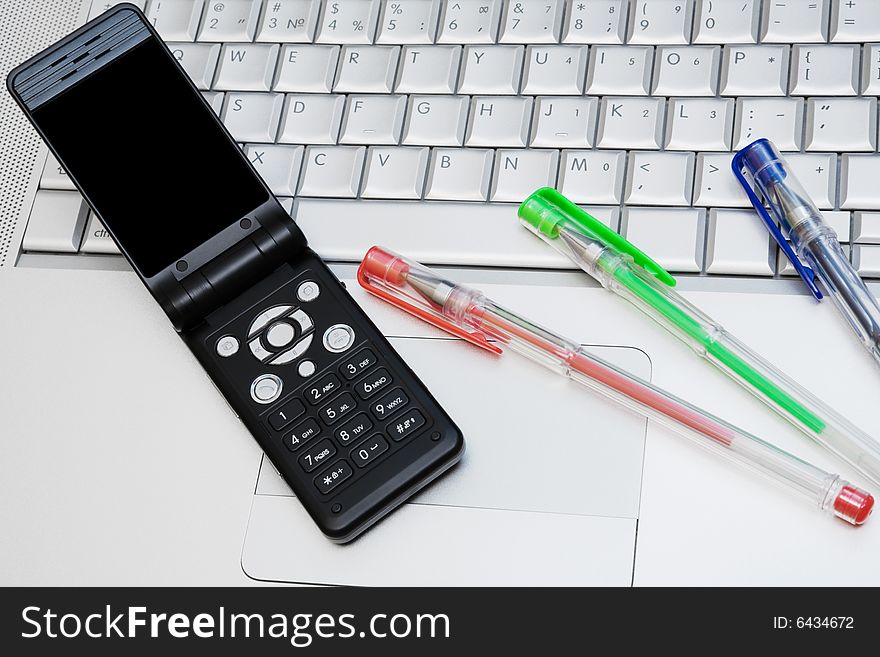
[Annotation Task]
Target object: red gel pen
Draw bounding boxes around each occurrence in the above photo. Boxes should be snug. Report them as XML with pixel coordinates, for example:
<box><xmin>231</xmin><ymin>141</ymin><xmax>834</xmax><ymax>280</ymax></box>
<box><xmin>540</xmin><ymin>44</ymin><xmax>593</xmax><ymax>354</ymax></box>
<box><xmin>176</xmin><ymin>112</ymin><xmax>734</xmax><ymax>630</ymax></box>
<box><xmin>358</xmin><ymin>246</ymin><xmax>874</xmax><ymax>526</ymax></box>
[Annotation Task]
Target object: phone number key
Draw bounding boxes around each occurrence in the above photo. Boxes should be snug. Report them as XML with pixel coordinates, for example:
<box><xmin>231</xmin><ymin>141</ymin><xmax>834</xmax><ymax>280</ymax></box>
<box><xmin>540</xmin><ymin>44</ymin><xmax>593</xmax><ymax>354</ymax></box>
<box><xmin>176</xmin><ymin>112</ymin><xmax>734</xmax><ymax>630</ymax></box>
<box><xmin>351</xmin><ymin>435</ymin><xmax>389</xmax><ymax>468</ymax></box>
<box><xmin>314</xmin><ymin>460</ymin><xmax>353</xmax><ymax>495</ymax></box>
<box><xmin>318</xmin><ymin>392</ymin><xmax>357</xmax><ymax>425</ymax></box>
<box><xmin>353</xmin><ymin>368</ymin><xmax>393</xmax><ymax>399</ymax></box>
<box><xmin>371</xmin><ymin>388</ymin><xmax>409</xmax><ymax>420</ymax></box>
<box><xmin>298</xmin><ymin>438</ymin><xmax>337</xmax><ymax>473</ymax></box>
<box><xmin>387</xmin><ymin>409</ymin><xmax>426</xmax><ymax>442</ymax></box>
<box><xmin>339</xmin><ymin>349</ymin><xmax>377</xmax><ymax>380</ymax></box>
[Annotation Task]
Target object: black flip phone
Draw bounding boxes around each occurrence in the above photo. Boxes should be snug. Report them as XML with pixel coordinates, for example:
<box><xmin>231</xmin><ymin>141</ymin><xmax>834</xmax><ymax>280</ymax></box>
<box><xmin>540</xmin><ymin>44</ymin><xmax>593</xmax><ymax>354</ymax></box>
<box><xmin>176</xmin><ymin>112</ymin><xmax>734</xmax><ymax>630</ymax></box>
<box><xmin>8</xmin><ymin>4</ymin><xmax>463</xmax><ymax>543</ymax></box>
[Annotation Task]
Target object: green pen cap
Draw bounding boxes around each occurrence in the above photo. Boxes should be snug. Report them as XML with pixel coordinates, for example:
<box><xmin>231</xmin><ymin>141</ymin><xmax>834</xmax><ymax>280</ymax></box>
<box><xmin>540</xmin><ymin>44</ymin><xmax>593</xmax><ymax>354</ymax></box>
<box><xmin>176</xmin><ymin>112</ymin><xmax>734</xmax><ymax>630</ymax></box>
<box><xmin>518</xmin><ymin>187</ymin><xmax>676</xmax><ymax>287</ymax></box>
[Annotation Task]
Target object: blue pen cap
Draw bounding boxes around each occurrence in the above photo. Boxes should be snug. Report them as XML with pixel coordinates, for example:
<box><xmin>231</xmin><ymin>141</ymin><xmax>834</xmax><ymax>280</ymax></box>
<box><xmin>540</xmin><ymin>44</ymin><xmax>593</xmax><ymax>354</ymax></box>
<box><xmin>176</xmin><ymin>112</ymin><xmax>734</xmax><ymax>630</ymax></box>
<box><xmin>732</xmin><ymin>138</ymin><xmax>824</xmax><ymax>299</ymax></box>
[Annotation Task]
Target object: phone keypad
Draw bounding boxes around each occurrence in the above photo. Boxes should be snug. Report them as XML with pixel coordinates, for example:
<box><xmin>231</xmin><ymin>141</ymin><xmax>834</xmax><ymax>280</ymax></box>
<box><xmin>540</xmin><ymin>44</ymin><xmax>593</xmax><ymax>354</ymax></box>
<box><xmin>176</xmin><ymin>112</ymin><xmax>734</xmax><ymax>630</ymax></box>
<box><xmin>263</xmin><ymin>347</ymin><xmax>431</xmax><ymax>497</ymax></box>
<box><xmin>208</xmin><ymin>271</ymin><xmax>442</xmax><ymax>513</ymax></box>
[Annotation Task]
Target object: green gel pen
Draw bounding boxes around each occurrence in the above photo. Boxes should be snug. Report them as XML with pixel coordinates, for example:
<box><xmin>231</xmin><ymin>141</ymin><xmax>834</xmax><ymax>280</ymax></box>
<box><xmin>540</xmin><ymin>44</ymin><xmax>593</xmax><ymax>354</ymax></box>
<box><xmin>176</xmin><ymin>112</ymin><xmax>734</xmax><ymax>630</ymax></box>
<box><xmin>519</xmin><ymin>187</ymin><xmax>880</xmax><ymax>487</ymax></box>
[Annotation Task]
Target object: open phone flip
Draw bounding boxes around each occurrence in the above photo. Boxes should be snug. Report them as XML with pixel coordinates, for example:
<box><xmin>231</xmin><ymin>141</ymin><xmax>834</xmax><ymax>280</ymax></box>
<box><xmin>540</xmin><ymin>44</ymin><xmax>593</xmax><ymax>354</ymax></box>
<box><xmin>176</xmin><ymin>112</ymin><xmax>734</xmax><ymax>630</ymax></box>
<box><xmin>7</xmin><ymin>4</ymin><xmax>463</xmax><ymax>543</ymax></box>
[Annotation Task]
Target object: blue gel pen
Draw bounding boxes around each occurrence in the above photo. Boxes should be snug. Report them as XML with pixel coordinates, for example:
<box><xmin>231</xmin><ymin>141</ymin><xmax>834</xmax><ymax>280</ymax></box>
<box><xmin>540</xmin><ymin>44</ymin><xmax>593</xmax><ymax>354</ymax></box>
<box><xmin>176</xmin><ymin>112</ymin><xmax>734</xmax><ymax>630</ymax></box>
<box><xmin>734</xmin><ymin>138</ymin><xmax>880</xmax><ymax>369</ymax></box>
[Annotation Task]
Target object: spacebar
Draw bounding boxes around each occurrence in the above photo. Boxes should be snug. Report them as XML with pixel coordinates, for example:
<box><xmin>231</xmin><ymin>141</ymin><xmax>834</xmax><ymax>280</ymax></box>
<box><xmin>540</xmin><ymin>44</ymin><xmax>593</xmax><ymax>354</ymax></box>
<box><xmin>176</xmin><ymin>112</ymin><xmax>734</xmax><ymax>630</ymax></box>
<box><xmin>293</xmin><ymin>199</ymin><xmax>572</xmax><ymax>269</ymax></box>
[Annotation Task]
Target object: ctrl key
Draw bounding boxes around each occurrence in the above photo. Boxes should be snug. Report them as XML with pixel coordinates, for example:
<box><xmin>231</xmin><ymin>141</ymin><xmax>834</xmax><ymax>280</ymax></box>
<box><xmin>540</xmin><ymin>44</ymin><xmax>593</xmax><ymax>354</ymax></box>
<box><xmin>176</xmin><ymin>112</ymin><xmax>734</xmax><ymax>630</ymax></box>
<box><xmin>314</xmin><ymin>461</ymin><xmax>353</xmax><ymax>495</ymax></box>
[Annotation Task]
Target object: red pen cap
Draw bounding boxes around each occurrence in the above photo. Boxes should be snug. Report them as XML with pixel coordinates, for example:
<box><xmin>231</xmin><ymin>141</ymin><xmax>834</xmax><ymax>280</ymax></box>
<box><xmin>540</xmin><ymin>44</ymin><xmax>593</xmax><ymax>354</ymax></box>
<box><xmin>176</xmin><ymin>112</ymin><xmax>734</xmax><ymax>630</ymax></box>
<box><xmin>833</xmin><ymin>485</ymin><xmax>874</xmax><ymax>525</ymax></box>
<box><xmin>358</xmin><ymin>246</ymin><xmax>502</xmax><ymax>354</ymax></box>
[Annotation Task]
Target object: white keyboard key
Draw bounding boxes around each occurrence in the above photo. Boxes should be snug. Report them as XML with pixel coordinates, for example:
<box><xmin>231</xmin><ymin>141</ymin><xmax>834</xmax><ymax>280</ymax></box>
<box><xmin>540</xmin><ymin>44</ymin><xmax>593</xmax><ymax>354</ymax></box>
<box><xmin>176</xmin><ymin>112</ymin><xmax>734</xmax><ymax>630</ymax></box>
<box><xmin>88</xmin><ymin>1</ymin><xmax>145</xmax><ymax>21</ymax></box>
<box><xmin>299</xmin><ymin>146</ymin><xmax>366</xmax><ymax>197</ymax></box>
<box><xmin>784</xmin><ymin>153</ymin><xmax>837</xmax><ymax>210</ymax></box>
<box><xmin>862</xmin><ymin>45</ymin><xmax>880</xmax><ymax>95</ymax></box>
<box><xmin>402</xmin><ymin>96</ymin><xmax>469</xmax><ymax>146</ymax></box>
<box><xmin>652</xmin><ymin>46</ymin><xmax>720</xmax><ymax>96</ymax></box>
<box><xmin>202</xmin><ymin>91</ymin><xmax>224</xmax><ymax>114</ymax></box>
<box><xmin>465</xmin><ymin>97</ymin><xmax>533</xmax><ymax>147</ymax></box>
<box><xmin>790</xmin><ymin>45</ymin><xmax>859</xmax><ymax>95</ymax></box>
<box><xmin>145</xmin><ymin>0</ymin><xmax>203</xmax><ymax>41</ymax></box>
<box><xmin>816</xmin><ymin>211</ymin><xmax>851</xmax><ymax>241</ymax></box>
<box><xmin>562</xmin><ymin>0</ymin><xmax>628</xmax><ymax>44</ymax></box>
<box><xmin>693</xmin><ymin>152</ymin><xmax>750</xmax><ymax>208</ymax></box>
<box><xmin>425</xmin><ymin>149</ymin><xmax>495</xmax><ymax>201</ymax></box>
<box><xmin>80</xmin><ymin>213</ymin><xmax>120</xmax><ymax>255</ymax></box>
<box><xmin>198</xmin><ymin>0</ymin><xmax>260</xmax><ymax>42</ymax></box>
<box><xmin>557</xmin><ymin>150</ymin><xmax>626</xmax><ymax>204</ymax></box>
<box><xmin>40</xmin><ymin>152</ymin><xmax>75</xmax><ymax>191</ymax></box>
<box><xmin>499</xmin><ymin>0</ymin><xmax>564</xmax><ymax>43</ymax></box>
<box><xmin>705</xmin><ymin>210</ymin><xmax>773</xmax><ymax>276</ymax></box>
<box><xmin>214</xmin><ymin>44</ymin><xmax>279</xmax><ymax>91</ymax></box>
<box><xmin>437</xmin><ymin>0</ymin><xmax>502</xmax><ymax>44</ymax></box>
<box><xmin>245</xmin><ymin>144</ymin><xmax>304</xmax><ymax>196</ymax></box>
<box><xmin>627</xmin><ymin>0</ymin><xmax>694</xmax><ymax>45</ymax></box>
<box><xmin>221</xmin><ymin>93</ymin><xmax>284</xmax><ymax>142</ymax></box>
<box><xmin>625</xmin><ymin>151</ymin><xmax>694</xmax><ymax>206</ymax></box>
<box><xmin>841</xmin><ymin>155</ymin><xmax>880</xmax><ymax>210</ymax></box>
<box><xmin>395</xmin><ymin>46</ymin><xmax>461</xmax><ymax>94</ymax></box>
<box><xmin>732</xmin><ymin>98</ymin><xmax>803</xmax><ymax>151</ymax></box>
<box><xmin>806</xmin><ymin>98</ymin><xmax>876</xmax><ymax>153</ymax></box>
<box><xmin>522</xmin><ymin>46</ymin><xmax>589</xmax><ymax>95</ymax></box>
<box><xmin>623</xmin><ymin>207</ymin><xmax>706</xmax><ymax>273</ymax></box>
<box><xmin>376</xmin><ymin>0</ymin><xmax>440</xmax><ymax>44</ymax></box>
<box><xmin>854</xmin><ymin>245</ymin><xmax>880</xmax><ymax>277</ymax></box>
<box><xmin>361</xmin><ymin>147</ymin><xmax>430</xmax><ymax>199</ymax></box>
<box><xmin>692</xmin><ymin>0</ymin><xmax>760</xmax><ymax>44</ymax></box>
<box><xmin>334</xmin><ymin>45</ymin><xmax>399</xmax><ymax>92</ymax></box>
<box><xmin>530</xmin><ymin>97</ymin><xmax>598</xmax><ymax>147</ymax></box>
<box><xmin>168</xmin><ymin>43</ymin><xmax>220</xmax><ymax>90</ymax></box>
<box><xmin>854</xmin><ymin>212</ymin><xmax>880</xmax><ymax>243</ymax></box>
<box><xmin>490</xmin><ymin>149</ymin><xmax>559</xmax><ymax>202</ymax></box>
<box><xmin>339</xmin><ymin>95</ymin><xmax>406</xmax><ymax>145</ymax></box>
<box><xmin>458</xmin><ymin>46</ymin><xmax>525</xmax><ymax>94</ymax></box>
<box><xmin>665</xmin><ymin>98</ymin><xmax>734</xmax><ymax>151</ymax></box>
<box><xmin>256</xmin><ymin>0</ymin><xmax>321</xmax><ymax>42</ymax></box>
<box><xmin>761</xmin><ymin>0</ymin><xmax>830</xmax><ymax>43</ymax></box>
<box><xmin>273</xmin><ymin>45</ymin><xmax>340</xmax><ymax>92</ymax></box>
<box><xmin>586</xmin><ymin>46</ymin><xmax>653</xmax><ymax>95</ymax></box>
<box><xmin>596</xmin><ymin>97</ymin><xmax>665</xmax><ymax>149</ymax></box>
<box><xmin>831</xmin><ymin>0</ymin><xmax>880</xmax><ymax>42</ymax></box>
<box><xmin>720</xmin><ymin>46</ymin><xmax>790</xmax><ymax>96</ymax></box>
<box><xmin>316</xmin><ymin>0</ymin><xmax>380</xmax><ymax>43</ymax></box>
<box><xmin>22</xmin><ymin>190</ymin><xmax>87</xmax><ymax>253</ymax></box>
<box><xmin>279</xmin><ymin>95</ymin><xmax>345</xmax><ymax>144</ymax></box>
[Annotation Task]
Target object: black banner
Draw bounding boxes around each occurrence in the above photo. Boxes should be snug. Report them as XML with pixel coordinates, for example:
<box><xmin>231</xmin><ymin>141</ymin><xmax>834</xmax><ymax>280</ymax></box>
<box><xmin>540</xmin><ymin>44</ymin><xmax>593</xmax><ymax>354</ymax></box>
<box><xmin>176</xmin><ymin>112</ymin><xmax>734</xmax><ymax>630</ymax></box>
<box><xmin>0</xmin><ymin>587</ymin><xmax>875</xmax><ymax>654</ymax></box>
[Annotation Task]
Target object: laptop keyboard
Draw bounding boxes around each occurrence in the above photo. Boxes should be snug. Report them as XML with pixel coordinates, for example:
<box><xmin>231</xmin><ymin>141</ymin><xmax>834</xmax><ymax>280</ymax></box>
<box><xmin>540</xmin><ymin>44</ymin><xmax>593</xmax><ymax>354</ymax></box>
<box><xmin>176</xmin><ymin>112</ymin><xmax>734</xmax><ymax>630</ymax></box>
<box><xmin>18</xmin><ymin>0</ymin><xmax>880</xmax><ymax>279</ymax></box>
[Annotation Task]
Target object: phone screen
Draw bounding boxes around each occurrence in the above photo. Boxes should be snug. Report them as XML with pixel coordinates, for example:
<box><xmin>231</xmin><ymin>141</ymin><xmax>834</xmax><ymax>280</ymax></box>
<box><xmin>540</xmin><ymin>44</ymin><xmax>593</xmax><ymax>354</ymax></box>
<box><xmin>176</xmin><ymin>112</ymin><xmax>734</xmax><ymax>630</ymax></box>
<box><xmin>31</xmin><ymin>37</ymin><xmax>268</xmax><ymax>277</ymax></box>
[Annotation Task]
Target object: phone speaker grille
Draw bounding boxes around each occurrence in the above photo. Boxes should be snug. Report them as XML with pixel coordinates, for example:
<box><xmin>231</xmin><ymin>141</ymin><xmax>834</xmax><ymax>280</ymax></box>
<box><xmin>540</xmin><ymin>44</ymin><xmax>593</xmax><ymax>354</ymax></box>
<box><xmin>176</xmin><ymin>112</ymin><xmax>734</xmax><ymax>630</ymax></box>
<box><xmin>0</xmin><ymin>0</ymin><xmax>83</xmax><ymax>267</ymax></box>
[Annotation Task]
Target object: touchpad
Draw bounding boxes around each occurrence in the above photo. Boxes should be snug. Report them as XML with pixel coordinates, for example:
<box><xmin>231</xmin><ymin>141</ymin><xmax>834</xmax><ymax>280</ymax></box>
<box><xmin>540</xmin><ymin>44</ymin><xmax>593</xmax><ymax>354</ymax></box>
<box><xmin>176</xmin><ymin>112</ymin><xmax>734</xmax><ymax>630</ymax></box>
<box><xmin>243</xmin><ymin>337</ymin><xmax>649</xmax><ymax>585</ymax></box>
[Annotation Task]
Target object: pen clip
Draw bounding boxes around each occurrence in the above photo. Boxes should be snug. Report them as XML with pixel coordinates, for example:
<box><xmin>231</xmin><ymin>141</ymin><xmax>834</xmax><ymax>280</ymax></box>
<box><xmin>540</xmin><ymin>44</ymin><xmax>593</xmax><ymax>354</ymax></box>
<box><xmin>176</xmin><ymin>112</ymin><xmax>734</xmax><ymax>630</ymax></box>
<box><xmin>520</xmin><ymin>188</ymin><xmax>676</xmax><ymax>287</ymax></box>
<box><xmin>731</xmin><ymin>149</ymin><xmax>823</xmax><ymax>300</ymax></box>
<box><xmin>356</xmin><ymin>263</ymin><xmax>503</xmax><ymax>355</ymax></box>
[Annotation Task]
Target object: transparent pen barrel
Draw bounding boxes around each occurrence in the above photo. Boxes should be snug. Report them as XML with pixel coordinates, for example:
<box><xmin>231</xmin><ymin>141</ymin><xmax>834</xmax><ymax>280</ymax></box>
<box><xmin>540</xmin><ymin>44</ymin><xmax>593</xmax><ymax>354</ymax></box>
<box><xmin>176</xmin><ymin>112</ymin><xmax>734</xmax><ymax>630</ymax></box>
<box><xmin>799</xmin><ymin>231</ymin><xmax>880</xmax><ymax>368</ymax></box>
<box><xmin>564</xmin><ymin>352</ymin><xmax>844</xmax><ymax>513</ymax></box>
<box><xmin>601</xmin><ymin>251</ymin><xmax>880</xmax><ymax>487</ymax></box>
<box><xmin>471</xmin><ymin>300</ymin><xmax>866</xmax><ymax>521</ymax></box>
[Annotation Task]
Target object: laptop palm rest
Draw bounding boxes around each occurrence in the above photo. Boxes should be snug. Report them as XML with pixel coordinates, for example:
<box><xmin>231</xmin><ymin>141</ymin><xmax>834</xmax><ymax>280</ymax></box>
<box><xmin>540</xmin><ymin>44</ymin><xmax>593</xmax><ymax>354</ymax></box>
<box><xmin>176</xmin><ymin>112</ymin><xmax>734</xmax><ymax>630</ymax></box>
<box><xmin>243</xmin><ymin>337</ymin><xmax>649</xmax><ymax>585</ymax></box>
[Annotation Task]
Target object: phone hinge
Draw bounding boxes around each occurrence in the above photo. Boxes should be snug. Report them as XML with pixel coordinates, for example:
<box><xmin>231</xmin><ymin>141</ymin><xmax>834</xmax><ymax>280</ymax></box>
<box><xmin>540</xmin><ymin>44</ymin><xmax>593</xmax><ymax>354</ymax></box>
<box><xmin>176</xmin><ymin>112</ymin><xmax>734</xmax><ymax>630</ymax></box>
<box><xmin>161</xmin><ymin>209</ymin><xmax>306</xmax><ymax>331</ymax></box>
